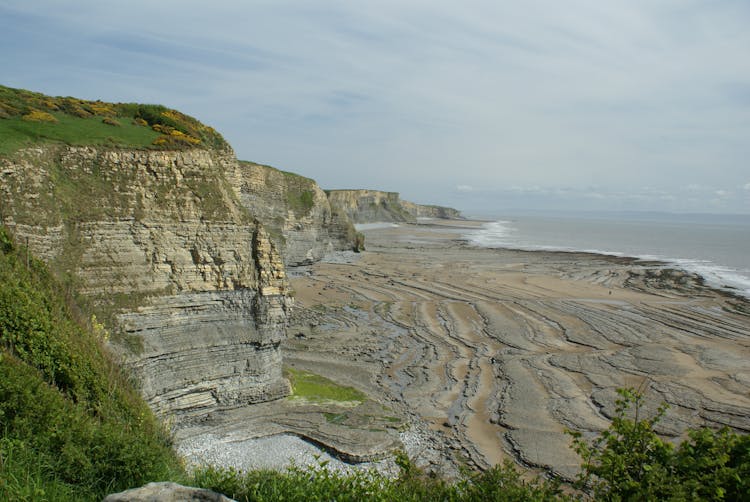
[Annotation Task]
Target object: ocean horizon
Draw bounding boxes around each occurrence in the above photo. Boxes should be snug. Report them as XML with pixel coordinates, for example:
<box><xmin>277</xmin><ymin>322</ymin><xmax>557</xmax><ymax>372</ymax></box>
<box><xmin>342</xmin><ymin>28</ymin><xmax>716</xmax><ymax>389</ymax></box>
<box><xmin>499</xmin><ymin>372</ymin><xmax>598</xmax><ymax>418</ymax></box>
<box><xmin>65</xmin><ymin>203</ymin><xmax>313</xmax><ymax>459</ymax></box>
<box><xmin>464</xmin><ymin>210</ymin><xmax>750</xmax><ymax>300</ymax></box>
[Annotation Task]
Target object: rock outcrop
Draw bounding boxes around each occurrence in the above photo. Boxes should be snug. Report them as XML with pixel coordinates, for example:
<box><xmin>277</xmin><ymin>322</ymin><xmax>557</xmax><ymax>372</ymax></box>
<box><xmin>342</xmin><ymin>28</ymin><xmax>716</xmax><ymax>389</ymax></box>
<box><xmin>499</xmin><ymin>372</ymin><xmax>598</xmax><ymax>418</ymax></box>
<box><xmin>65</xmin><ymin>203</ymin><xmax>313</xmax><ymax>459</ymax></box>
<box><xmin>237</xmin><ymin>161</ymin><xmax>358</xmax><ymax>266</ymax></box>
<box><xmin>1</xmin><ymin>145</ymin><xmax>292</xmax><ymax>420</ymax></box>
<box><xmin>325</xmin><ymin>189</ymin><xmax>461</xmax><ymax>223</ymax></box>
<box><xmin>104</xmin><ymin>482</ymin><xmax>235</xmax><ymax>502</ymax></box>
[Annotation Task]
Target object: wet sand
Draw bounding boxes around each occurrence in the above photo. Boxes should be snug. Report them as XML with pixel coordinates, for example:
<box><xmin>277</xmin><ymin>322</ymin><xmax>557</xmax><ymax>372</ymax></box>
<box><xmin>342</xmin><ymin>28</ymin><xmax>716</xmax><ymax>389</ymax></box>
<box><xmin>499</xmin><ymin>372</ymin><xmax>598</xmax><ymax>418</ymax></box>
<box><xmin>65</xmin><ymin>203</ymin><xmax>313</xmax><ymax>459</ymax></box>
<box><xmin>283</xmin><ymin>219</ymin><xmax>750</xmax><ymax>479</ymax></box>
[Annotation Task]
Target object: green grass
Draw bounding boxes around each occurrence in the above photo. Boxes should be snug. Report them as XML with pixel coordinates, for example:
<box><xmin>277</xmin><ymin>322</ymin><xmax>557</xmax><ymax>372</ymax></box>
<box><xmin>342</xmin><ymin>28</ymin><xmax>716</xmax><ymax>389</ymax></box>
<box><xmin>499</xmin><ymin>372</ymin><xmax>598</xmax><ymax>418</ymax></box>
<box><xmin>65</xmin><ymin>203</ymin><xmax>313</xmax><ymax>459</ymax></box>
<box><xmin>286</xmin><ymin>189</ymin><xmax>316</xmax><ymax>218</ymax></box>
<box><xmin>284</xmin><ymin>367</ymin><xmax>366</xmax><ymax>405</ymax></box>
<box><xmin>0</xmin><ymin>112</ymin><xmax>159</xmax><ymax>155</ymax></box>
<box><xmin>0</xmin><ymin>227</ymin><xmax>183</xmax><ymax>501</ymax></box>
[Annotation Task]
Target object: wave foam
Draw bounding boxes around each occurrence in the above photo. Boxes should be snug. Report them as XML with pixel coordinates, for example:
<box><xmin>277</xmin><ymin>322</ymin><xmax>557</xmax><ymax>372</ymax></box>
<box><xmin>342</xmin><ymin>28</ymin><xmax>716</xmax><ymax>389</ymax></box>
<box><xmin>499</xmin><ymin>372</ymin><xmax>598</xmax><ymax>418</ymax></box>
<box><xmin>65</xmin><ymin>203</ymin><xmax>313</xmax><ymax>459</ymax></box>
<box><xmin>468</xmin><ymin>220</ymin><xmax>750</xmax><ymax>299</ymax></box>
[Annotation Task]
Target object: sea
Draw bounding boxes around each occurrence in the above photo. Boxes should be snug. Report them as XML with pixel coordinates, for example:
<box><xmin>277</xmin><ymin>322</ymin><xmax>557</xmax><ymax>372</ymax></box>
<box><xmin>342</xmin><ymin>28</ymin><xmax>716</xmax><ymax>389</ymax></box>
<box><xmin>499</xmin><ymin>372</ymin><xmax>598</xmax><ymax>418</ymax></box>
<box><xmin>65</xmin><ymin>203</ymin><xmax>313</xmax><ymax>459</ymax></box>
<box><xmin>465</xmin><ymin>211</ymin><xmax>750</xmax><ymax>300</ymax></box>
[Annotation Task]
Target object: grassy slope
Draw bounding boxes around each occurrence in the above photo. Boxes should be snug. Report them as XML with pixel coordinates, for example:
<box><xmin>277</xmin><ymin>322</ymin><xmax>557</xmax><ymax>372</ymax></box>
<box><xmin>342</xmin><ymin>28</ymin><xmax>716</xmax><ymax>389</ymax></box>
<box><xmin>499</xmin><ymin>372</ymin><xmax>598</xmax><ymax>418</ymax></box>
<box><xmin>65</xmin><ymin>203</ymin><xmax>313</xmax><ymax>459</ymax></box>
<box><xmin>0</xmin><ymin>227</ymin><xmax>183</xmax><ymax>501</ymax></box>
<box><xmin>0</xmin><ymin>85</ymin><xmax>227</xmax><ymax>155</ymax></box>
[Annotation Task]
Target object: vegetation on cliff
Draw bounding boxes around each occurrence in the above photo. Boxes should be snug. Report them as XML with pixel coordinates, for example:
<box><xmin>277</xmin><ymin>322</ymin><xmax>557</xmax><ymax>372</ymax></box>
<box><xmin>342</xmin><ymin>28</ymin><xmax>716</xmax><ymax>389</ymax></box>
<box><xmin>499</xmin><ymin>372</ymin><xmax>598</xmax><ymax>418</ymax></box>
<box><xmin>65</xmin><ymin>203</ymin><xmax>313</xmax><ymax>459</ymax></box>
<box><xmin>0</xmin><ymin>227</ymin><xmax>182</xmax><ymax>501</ymax></box>
<box><xmin>0</xmin><ymin>85</ymin><xmax>227</xmax><ymax>155</ymax></box>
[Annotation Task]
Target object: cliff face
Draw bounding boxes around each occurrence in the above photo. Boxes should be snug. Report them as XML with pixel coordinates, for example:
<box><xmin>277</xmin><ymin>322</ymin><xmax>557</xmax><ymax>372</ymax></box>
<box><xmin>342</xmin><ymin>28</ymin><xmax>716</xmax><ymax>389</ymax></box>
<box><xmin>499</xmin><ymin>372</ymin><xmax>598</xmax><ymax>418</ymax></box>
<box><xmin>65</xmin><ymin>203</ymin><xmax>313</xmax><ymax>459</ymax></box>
<box><xmin>400</xmin><ymin>201</ymin><xmax>464</xmax><ymax>220</ymax></box>
<box><xmin>0</xmin><ymin>145</ymin><xmax>291</xmax><ymax>420</ymax></box>
<box><xmin>325</xmin><ymin>189</ymin><xmax>462</xmax><ymax>223</ymax></box>
<box><xmin>237</xmin><ymin>162</ymin><xmax>357</xmax><ymax>266</ymax></box>
<box><xmin>325</xmin><ymin>190</ymin><xmax>416</xmax><ymax>223</ymax></box>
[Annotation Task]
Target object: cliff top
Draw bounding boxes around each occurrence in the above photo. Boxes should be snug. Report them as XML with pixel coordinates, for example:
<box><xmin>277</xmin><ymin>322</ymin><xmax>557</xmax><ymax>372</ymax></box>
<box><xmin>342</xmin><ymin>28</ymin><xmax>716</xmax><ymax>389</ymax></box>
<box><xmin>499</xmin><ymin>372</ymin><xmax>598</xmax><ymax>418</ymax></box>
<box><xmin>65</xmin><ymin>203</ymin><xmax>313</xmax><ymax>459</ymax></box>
<box><xmin>0</xmin><ymin>85</ymin><xmax>227</xmax><ymax>156</ymax></box>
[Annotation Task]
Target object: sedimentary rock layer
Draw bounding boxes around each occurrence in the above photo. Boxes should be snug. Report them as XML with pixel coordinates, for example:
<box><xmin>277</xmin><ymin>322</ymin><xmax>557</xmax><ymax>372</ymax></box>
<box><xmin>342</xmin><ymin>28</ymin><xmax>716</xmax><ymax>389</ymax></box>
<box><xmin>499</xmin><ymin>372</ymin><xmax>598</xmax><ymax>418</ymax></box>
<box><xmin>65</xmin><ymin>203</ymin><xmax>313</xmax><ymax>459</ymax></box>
<box><xmin>237</xmin><ymin>161</ymin><xmax>357</xmax><ymax>266</ymax></box>
<box><xmin>286</xmin><ymin>220</ymin><xmax>750</xmax><ymax>479</ymax></box>
<box><xmin>325</xmin><ymin>189</ymin><xmax>461</xmax><ymax>223</ymax></box>
<box><xmin>1</xmin><ymin>145</ymin><xmax>292</xmax><ymax>419</ymax></box>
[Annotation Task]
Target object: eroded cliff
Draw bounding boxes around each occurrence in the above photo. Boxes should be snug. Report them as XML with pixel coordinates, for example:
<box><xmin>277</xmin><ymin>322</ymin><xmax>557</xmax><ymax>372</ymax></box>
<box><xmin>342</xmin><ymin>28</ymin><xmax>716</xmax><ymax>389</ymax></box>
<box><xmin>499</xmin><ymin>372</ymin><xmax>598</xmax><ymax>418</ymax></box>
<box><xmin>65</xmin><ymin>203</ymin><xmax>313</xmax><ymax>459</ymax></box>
<box><xmin>326</xmin><ymin>189</ymin><xmax>462</xmax><ymax>223</ymax></box>
<box><xmin>238</xmin><ymin>161</ymin><xmax>358</xmax><ymax>266</ymax></box>
<box><xmin>1</xmin><ymin>145</ymin><xmax>292</xmax><ymax>420</ymax></box>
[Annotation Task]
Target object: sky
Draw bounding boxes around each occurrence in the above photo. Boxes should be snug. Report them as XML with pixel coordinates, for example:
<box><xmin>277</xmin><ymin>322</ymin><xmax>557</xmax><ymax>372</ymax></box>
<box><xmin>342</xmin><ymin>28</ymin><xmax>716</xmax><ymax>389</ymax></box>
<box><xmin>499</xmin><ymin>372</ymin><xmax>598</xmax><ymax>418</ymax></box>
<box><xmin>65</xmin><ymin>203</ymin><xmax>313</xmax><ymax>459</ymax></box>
<box><xmin>1</xmin><ymin>0</ymin><xmax>749</xmax><ymax>215</ymax></box>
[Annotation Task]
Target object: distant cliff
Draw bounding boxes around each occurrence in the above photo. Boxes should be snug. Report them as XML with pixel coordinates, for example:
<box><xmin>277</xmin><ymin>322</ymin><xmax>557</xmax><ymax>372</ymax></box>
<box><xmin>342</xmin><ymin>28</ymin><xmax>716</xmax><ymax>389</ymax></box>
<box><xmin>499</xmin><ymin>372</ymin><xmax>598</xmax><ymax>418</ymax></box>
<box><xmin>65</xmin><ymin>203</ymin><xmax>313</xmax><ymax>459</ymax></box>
<box><xmin>238</xmin><ymin>161</ymin><xmax>359</xmax><ymax>266</ymax></box>
<box><xmin>325</xmin><ymin>189</ymin><xmax>462</xmax><ymax>223</ymax></box>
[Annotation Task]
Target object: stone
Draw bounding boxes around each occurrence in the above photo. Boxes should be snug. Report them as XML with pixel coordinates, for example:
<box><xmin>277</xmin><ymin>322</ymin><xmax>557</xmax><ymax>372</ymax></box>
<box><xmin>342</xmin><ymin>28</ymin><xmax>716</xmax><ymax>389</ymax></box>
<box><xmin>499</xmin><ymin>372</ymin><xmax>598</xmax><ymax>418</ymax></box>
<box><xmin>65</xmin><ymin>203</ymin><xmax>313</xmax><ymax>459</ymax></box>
<box><xmin>103</xmin><ymin>482</ymin><xmax>235</xmax><ymax>502</ymax></box>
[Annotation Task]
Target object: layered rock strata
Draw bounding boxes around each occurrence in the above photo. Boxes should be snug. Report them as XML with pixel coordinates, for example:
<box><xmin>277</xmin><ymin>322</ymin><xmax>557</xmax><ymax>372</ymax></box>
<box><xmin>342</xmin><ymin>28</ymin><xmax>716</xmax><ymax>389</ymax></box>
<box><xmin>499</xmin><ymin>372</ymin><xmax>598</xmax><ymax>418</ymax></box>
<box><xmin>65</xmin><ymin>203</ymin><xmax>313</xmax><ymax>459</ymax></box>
<box><xmin>325</xmin><ymin>189</ymin><xmax>462</xmax><ymax>224</ymax></box>
<box><xmin>237</xmin><ymin>161</ymin><xmax>358</xmax><ymax>266</ymax></box>
<box><xmin>285</xmin><ymin>221</ymin><xmax>750</xmax><ymax>479</ymax></box>
<box><xmin>0</xmin><ymin>145</ymin><xmax>292</xmax><ymax>420</ymax></box>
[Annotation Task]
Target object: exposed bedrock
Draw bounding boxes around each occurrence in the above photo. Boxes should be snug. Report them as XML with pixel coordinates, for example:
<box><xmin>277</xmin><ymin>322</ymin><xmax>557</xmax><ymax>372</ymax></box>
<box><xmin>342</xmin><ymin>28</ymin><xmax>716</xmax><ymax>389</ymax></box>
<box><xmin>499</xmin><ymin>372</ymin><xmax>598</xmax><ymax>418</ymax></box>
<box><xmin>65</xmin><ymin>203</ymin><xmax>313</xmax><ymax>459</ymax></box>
<box><xmin>1</xmin><ymin>145</ymin><xmax>293</xmax><ymax>421</ymax></box>
<box><xmin>237</xmin><ymin>161</ymin><xmax>359</xmax><ymax>266</ymax></box>
<box><xmin>325</xmin><ymin>189</ymin><xmax>462</xmax><ymax>223</ymax></box>
<box><xmin>286</xmin><ymin>223</ymin><xmax>750</xmax><ymax>480</ymax></box>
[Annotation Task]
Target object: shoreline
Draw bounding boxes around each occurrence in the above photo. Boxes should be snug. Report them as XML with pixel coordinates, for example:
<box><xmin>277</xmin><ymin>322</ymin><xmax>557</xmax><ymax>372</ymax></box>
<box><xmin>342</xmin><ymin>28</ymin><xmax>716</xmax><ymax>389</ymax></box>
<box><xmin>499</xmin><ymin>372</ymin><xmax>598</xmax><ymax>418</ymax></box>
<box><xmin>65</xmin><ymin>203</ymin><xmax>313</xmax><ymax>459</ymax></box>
<box><xmin>454</xmin><ymin>217</ymin><xmax>750</xmax><ymax>301</ymax></box>
<box><xmin>177</xmin><ymin>218</ymin><xmax>750</xmax><ymax>480</ymax></box>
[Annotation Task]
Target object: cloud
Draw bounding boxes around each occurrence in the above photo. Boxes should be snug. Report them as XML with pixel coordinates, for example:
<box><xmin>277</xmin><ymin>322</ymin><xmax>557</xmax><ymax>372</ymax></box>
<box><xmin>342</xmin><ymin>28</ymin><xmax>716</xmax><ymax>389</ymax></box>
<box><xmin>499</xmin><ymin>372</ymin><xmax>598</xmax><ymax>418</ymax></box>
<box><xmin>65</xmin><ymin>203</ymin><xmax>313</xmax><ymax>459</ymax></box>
<box><xmin>1</xmin><ymin>1</ymin><xmax>749</xmax><ymax>214</ymax></box>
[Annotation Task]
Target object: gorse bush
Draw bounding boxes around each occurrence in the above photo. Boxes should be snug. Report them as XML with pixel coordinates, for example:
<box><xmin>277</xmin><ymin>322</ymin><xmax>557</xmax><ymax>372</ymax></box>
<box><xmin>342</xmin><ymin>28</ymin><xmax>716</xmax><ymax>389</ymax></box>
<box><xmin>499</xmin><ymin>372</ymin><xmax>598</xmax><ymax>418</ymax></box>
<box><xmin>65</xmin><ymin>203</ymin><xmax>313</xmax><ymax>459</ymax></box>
<box><xmin>0</xmin><ymin>227</ymin><xmax>182</xmax><ymax>501</ymax></box>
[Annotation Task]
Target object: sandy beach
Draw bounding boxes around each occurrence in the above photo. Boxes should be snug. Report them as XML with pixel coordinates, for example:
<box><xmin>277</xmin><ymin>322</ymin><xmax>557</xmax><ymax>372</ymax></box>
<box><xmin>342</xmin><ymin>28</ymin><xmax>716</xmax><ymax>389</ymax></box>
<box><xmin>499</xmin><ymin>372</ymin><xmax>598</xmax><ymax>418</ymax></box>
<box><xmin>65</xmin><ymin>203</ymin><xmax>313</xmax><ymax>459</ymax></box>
<box><xmin>177</xmin><ymin>219</ymin><xmax>750</xmax><ymax>480</ymax></box>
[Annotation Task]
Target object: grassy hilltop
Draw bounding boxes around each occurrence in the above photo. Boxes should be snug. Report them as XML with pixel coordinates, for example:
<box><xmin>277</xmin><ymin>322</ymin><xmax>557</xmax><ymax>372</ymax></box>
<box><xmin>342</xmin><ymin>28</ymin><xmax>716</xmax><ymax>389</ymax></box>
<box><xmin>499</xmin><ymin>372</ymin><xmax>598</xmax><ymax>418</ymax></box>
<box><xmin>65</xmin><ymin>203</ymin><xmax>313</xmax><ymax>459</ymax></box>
<box><xmin>0</xmin><ymin>85</ymin><xmax>226</xmax><ymax>155</ymax></box>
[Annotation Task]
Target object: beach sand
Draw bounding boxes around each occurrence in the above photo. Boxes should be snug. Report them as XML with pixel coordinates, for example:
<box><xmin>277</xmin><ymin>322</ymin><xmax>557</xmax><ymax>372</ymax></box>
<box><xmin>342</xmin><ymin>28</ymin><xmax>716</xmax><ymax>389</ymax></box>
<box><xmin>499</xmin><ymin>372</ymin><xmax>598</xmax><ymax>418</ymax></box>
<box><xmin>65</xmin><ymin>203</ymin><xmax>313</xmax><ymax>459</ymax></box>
<box><xmin>177</xmin><ymin>219</ymin><xmax>750</xmax><ymax>480</ymax></box>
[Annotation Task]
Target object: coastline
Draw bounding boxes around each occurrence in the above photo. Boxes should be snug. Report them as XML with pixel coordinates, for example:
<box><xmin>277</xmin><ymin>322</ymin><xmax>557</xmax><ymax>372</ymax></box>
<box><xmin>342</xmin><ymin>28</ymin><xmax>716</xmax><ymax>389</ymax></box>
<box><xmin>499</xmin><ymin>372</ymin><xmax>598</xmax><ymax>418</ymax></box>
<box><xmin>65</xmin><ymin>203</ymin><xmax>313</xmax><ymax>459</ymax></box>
<box><xmin>462</xmin><ymin>216</ymin><xmax>750</xmax><ymax>301</ymax></box>
<box><xmin>177</xmin><ymin>218</ymin><xmax>750</xmax><ymax>480</ymax></box>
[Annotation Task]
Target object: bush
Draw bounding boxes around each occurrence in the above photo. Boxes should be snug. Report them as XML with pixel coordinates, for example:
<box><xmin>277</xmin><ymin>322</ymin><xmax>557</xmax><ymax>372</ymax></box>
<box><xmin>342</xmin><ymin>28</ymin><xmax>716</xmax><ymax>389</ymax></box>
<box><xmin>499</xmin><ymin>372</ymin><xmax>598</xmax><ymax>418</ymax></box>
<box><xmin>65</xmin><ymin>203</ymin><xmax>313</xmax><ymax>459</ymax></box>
<box><xmin>101</xmin><ymin>117</ymin><xmax>121</xmax><ymax>127</ymax></box>
<box><xmin>569</xmin><ymin>387</ymin><xmax>750</xmax><ymax>501</ymax></box>
<box><xmin>21</xmin><ymin>110</ymin><xmax>57</xmax><ymax>123</ymax></box>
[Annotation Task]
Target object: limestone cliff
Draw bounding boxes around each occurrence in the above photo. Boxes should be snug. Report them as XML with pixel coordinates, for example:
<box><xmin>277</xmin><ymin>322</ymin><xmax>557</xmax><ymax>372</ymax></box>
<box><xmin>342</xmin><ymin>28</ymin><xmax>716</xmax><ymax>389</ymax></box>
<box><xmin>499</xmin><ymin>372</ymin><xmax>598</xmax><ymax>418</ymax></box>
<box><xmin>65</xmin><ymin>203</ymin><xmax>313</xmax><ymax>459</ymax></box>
<box><xmin>237</xmin><ymin>161</ymin><xmax>358</xmax><ymax>266</ymax></box>
<box><xmin>400</xmin><ymin>200</ymin><xmax>464</xmax><ymax>220</ymax></box>
<box><xmin>0</xmin><ymin>145</ymin><xmax>291</xmax><ymax>420</ymax></box>
<box><xmin>325</xmin><ymin>189</ymin><xmax>461</xmax><ymax>223</ymax></box>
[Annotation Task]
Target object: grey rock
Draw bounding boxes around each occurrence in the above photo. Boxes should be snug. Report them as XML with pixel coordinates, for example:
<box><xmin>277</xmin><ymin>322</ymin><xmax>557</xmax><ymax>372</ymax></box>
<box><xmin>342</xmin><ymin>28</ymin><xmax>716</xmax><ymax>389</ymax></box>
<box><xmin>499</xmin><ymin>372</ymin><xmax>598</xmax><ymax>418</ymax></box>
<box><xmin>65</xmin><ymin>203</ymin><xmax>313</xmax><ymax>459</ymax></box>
<box><xmin>1</xmin><ymin>146</ymin><xmax>293</xmax><ymax>423</ymax></box>
<box><xmin>103</xmin><ymin>482</ymin><xmax>235</xmax><ymax>502</ymax></box>
<box><xmin>237</xmin><ymin>161</ymin><xmax>359</xmax><ymax>266</ymax></box>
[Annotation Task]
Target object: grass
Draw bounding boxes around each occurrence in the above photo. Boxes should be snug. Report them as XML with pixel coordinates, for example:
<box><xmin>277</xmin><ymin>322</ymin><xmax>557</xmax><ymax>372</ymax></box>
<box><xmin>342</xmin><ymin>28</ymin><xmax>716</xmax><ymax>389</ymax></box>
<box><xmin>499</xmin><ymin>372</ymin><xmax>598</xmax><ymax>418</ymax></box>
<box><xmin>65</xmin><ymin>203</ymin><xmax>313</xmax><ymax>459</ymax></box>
<box><xmin>190</xmin><ymin>457</ymin><xmax>569</xmax><ymax>502</ymax></box>
<box><xmin>286</xmin><ymin>189</ymin><xmax>316</xmax><ymax>218</ymax></box>
<box><xmin>0</xmin><ymin>84</ymin><xmax>227</xmax><ymax>156</ymax></box>
<box><xmin>0</xmin><ymin>112</ymin><xmax>159</xmax><ymax>155</ymax></box>
<box><xmin>284</xmin><ymin>367</ymin><xmax>366</xmax><ymax>405</ymax></box>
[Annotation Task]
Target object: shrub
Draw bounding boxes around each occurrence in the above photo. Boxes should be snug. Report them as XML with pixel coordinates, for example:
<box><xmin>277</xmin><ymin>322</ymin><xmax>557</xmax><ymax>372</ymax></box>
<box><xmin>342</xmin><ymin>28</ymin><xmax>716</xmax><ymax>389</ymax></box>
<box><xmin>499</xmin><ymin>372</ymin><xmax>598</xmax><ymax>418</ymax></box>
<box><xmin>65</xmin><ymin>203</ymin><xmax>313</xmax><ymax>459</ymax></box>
<box><xmin>102</xmin><ymin>117</ymin><xmax>121</xmax><ymax>127</ymax></box>
<box><xmin>21</xmin><ymin>110</ymin><xmax>57</xmax><ymax>123</ymax></box>
<box><xmin>569</xmin><ymin>387</ymin><xmax>750</xmax><ymax>500</ymax></box>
